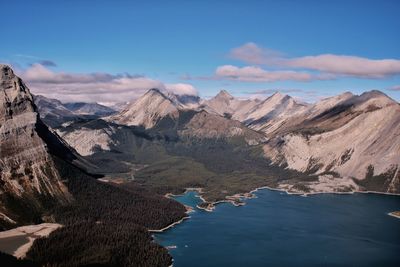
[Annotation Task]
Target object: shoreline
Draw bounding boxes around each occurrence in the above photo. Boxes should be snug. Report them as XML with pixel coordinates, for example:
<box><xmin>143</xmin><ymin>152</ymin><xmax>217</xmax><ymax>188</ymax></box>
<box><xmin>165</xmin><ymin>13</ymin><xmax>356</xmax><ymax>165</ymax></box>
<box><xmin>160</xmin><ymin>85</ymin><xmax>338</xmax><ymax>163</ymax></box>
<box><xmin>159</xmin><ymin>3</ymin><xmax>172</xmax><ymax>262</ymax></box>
<box><xmin>155</xmin><ymin>186</ymin><xmax>400</xmax><ymax>267</ymax></box>
<box><xmin>388</xmin><ymin>211</ymin><xmax>400</xmax><ymax>219</ymax></box>
<box><xmin>148</xmin><ymin>216</ymin><xmax>191</xmax><ymax>233</ymax></box>
<box><xmin>164</xmin><ymin>185</ymin><xmax>400</xmax><ymax>213</ymax></box>
<box><xmin>191</xmin><ymin>186</ymin><xmax>400</xmax><ymax>212</ymax></box>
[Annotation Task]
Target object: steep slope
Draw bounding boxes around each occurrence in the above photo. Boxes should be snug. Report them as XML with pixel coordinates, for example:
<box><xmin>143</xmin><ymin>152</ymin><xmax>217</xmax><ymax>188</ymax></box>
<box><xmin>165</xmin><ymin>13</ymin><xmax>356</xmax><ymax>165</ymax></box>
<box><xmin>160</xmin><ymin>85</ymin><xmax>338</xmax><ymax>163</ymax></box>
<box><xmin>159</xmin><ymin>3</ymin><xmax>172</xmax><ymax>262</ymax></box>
<box><xmin>0</xmin><ymin>65</ymin><xmax>73</xmax><ymax>229</ymax></box>
<box><xmin>33</xmin><ymin>95</ymin><xmax>79</xmax><ymax>127</ymax></box>
<box><xmin>107</xmin><ymin>88</ymin><xmax>182</xmax><ymax>128</ymax></box>
<box><xmin>264</xmin><ymin>91</ymin><xmax>400</xmax><ymax>193</ymax></box>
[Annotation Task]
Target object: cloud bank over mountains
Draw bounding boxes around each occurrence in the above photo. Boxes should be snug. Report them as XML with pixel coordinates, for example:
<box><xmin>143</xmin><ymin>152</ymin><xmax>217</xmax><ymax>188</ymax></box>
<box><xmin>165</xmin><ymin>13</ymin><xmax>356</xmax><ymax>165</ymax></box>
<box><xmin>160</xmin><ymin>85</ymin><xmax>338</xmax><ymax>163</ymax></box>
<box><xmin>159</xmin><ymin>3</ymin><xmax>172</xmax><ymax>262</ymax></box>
<box><xmin>222</xmin><ymin>42</ymin><xmax>400</xmax><ymax>82</ymax></box>
<box><xmin>4</xmin><ymin>42</ymin><xmax>400</xmax><ymax>104</ymax></box>
<box><xmin>15</xmin><ymin>63</ymin><xmax>198</xmax><ymax>104</ymax></box>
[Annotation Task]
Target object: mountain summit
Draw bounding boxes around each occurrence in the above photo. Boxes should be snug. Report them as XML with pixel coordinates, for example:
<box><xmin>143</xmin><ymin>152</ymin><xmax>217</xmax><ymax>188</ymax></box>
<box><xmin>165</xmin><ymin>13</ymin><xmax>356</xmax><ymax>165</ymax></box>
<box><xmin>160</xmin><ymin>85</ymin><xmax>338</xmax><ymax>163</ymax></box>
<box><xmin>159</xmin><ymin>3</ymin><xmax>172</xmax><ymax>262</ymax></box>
<box><xmin>203</xmin><ymin>90</ymin><xmax>259</xmax><ymax>118</ymax></box>
<box><xmin>107</xmin><ymin>88</ymin><xmax>182</xmax><ymax>128</ymax></box>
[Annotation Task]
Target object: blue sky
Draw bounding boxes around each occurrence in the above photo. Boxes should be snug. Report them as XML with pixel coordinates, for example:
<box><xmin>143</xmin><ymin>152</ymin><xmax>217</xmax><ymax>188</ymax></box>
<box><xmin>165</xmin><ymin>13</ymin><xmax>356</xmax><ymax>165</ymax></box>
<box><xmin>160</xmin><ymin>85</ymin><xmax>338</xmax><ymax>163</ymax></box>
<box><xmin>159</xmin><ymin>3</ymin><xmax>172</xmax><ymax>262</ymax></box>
<box><xmin>1</xmin><ymin>0</ymin><xmax>400</xmax><ymax>103</ymax></box>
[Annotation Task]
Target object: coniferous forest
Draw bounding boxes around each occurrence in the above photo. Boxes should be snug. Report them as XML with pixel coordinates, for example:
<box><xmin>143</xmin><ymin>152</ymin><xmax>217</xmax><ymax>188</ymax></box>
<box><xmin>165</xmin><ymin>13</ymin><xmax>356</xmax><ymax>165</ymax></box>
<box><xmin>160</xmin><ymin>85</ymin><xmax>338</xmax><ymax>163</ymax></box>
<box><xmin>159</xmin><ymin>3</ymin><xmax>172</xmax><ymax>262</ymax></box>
<box><xmin>26</xmin><ymin>157</ymin><xmax>187</xmax><ymax>267</ymax></box>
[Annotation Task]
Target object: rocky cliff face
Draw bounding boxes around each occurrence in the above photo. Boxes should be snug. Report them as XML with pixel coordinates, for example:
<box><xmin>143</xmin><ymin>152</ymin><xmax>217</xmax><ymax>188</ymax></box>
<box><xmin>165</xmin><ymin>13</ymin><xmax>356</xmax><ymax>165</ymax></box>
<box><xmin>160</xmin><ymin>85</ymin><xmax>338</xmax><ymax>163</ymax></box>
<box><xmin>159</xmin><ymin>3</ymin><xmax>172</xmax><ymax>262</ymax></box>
<box><xmin>0</xmin><ymin>65</ymin><xmax>73</xmax><ymax>229</ymax></box>
<box><xmin>263</xmin><ymin>91</ymin><xmax>400</xmax><ymax>193</ymax></box>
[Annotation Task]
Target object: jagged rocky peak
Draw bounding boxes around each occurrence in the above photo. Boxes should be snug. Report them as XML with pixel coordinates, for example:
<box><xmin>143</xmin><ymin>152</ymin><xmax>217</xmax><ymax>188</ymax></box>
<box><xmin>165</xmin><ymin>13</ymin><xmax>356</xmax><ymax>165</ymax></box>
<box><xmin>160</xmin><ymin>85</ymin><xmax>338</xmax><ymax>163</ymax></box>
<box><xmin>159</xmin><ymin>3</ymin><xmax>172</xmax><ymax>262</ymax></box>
<box><xmin>0</xmin><ymin>64</ymin><xmax>35</xmax><ymax>121</ymax></box>
<box><xmin>0</xmin><ymin>65</ymin><xmax>73</xmax><ymax>228</ymax></box>
<box><xmin>215</xmin><ymin>89</ymin><xmax>234</xmax><ymax>100</ymax></box>
<box><xmin>269</xmin><ymin>91</ymin><xmax>285</xmax><ymax>99</ymax></box>
<box><xmin>107</xmin><ymin>88</ymin><xmax>182</xmax><ymax>128</ymax></box>
<box><xmin>202</xmin><ymin>90</ymin><xmax>237</xmax><ymax>116</ymax></box>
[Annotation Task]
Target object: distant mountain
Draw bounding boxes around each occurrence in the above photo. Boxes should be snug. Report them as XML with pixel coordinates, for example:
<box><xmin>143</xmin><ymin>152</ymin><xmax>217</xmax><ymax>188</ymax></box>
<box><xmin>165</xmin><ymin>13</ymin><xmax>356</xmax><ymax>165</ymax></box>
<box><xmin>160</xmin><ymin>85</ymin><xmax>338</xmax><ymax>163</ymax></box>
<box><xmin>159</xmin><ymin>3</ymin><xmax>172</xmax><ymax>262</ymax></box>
<box><xmin>33</xmin><ymin>96</ymin><xmax>117</xmax><ymax>127</ymax></box>
<box><xmin>0</xmin><ymin>64</ymin><xmax>74</xmax><ymax>229</ymax></box>
<box><xmin>105</xmin><ymin>88</ymin><xmax>265</xmax><ymax>142</ymax></box>
<box><xmin>107</xmin><ymin>88</ymin><xmax>183</xmax><ymax>128</ymax></box>
<box><xmin>33</xmin><ymin>95</ymin><xmax>79</xmax><ymax>127</ymax></box>
<box><xmin>202</xmin><ymin>90</ymin><xmax>260</xmax><ymax>119</ymax></box>
<box><xmin>63</xmin><ymin>102</ymin><xmax>116</xmax><ymax>116</ymax></box>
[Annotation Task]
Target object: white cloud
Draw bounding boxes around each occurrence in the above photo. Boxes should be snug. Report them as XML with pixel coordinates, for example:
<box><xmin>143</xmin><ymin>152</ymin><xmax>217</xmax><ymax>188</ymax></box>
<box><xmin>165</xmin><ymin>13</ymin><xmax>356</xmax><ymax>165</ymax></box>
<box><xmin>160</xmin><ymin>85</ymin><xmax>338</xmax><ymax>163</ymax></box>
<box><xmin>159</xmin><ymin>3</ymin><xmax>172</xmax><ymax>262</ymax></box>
<box><xmin>229</xmin><ymin>43</ymin><xmax>400</xmax><ymax>78</ymax></box>
<box><xmin>229</xmin><ymin>42</ymin><xmax>283</xmax><ymax>65</ymax></box>
<box><xmin>166</xmin><ymin>83</ymin><xmax>198</xmax><ymax>95</ymax></box>
<box><xmin>17</xmin><ymin>64</ymin><xmax>197</xmax><ymax>104</ymax></box>
<box><xmin>388</xmin><ymin>85</ymin><xmax>400</xmax><ymax>91</ymax></box>
<box><xmin>286</xmin><ymin>55</ymin><xmax>400</xmax><ymax>78</ymax></box>
<box><xmin>215</xmin><ymin>65</ymin><xmax>333</xmax><ymax>82</ymax></box>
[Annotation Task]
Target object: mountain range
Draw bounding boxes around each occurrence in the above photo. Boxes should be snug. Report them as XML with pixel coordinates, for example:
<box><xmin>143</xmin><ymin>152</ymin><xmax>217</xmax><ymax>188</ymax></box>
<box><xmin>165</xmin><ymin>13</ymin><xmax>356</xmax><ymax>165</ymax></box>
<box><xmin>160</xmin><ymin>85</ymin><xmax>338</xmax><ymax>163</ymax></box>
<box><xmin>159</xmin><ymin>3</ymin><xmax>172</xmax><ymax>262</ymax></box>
<box><xmin>31</xmin><ymin>79</ymin><xmax>400</xmax><ymax>195</ymax></box>
<box><xmin>67</xmin><ymin>86</ymin><xmax>399</xmax><ymax>195</ymax></box>
<box><xmin>1</xmin><ymin>64</ymin><xmax>399</xmax><ymax>266</ymax></box>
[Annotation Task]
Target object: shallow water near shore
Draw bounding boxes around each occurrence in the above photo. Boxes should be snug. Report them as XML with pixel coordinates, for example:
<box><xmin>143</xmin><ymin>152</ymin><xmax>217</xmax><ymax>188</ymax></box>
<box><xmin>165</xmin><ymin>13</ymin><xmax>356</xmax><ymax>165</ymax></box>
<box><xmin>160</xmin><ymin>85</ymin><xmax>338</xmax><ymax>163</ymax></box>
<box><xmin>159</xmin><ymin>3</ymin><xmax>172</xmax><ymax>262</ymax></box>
<box><xmin>154</xmin><ymin>190</ymin><xmax>400</xmax><ymax>267</ymax></box>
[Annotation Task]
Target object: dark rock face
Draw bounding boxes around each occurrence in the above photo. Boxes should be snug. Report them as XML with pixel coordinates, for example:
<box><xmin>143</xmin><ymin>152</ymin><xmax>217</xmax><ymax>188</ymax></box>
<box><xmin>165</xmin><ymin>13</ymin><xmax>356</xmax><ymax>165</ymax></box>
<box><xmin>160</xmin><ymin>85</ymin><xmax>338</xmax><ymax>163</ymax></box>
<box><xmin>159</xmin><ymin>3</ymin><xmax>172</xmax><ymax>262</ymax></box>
<box><xmin>0</xmin><ymin>64</ymin><xmax>72</xmax><ymax>229</ymax></box>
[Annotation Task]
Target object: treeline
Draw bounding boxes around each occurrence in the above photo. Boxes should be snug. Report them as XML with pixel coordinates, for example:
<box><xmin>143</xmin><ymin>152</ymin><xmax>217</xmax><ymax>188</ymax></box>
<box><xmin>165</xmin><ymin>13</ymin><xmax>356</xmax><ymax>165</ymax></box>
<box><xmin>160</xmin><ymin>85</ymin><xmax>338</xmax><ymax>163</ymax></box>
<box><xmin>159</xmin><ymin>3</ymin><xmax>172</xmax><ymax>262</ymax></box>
<box><xmin>27</xmin><ymin>222</ymin><xmax>171</xmax><ymax>267</ymax></box>
<box><xmin>27</xmin><ymin>157</ymin><xmax>186</xmax><ymax>267</ymax></box>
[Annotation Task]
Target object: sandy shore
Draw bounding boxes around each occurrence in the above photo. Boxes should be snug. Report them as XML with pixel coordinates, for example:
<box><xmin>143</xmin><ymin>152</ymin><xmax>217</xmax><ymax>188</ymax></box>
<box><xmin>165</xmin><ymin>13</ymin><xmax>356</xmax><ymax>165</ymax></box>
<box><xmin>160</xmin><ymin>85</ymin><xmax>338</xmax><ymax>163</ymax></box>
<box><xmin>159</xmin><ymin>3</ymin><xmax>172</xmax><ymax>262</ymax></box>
<box><xmin>168</xmin><ymin>185</ymin><xmax>400</xmax><ymax>213</ymax></box>
<box><xmin>0</xmin><ymin>223</ymin><xmax>62</xmax><ymax>258</ymax></box>
<box><xmin>388</xmin><ymin>211</ymin><xmax>400</xmax><ymax>219</ymax></box>
<box><xmin>148</xmin><ymin>216</ymin><xmax>191</xmax><ymax>233</ymax></box>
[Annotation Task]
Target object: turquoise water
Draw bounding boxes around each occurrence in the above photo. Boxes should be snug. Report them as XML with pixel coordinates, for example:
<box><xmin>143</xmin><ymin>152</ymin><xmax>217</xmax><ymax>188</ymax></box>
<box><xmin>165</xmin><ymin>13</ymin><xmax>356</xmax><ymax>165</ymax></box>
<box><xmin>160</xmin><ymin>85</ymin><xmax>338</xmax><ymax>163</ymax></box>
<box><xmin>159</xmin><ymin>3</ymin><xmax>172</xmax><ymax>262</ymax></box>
<box><xmin>155</xmin><ymin>190</ymin><xmax>400</xmax><ymax>267</ymax></box>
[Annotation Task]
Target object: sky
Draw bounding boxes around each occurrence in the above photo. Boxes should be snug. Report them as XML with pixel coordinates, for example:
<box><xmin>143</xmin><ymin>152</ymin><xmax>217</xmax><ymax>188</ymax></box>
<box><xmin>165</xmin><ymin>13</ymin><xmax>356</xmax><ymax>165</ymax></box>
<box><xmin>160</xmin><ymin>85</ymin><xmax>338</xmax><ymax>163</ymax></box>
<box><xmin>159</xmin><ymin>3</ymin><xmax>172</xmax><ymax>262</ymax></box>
<box><xmin>1</xmin><ymin>0</ymin><xmax>400</xmax><ymax>104</ymax></box>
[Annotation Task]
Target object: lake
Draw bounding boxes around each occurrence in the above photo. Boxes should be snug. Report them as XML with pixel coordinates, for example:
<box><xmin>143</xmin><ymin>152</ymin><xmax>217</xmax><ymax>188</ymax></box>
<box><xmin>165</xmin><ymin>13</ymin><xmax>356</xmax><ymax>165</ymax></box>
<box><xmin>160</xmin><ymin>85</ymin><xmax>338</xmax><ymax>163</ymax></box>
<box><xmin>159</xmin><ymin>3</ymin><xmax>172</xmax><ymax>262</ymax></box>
<box><xmin>154</xmin><ymin>190</ymin><xmax>400</xmax><ymax>267</ymax></box>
